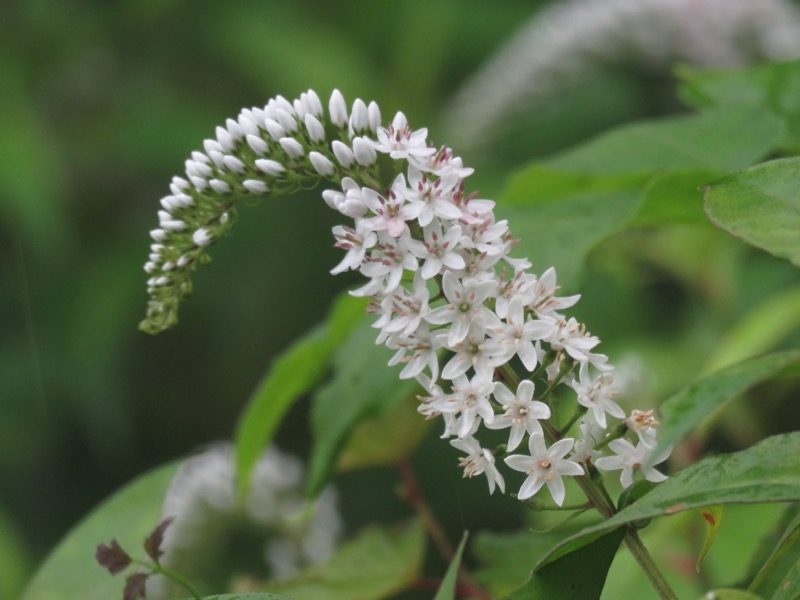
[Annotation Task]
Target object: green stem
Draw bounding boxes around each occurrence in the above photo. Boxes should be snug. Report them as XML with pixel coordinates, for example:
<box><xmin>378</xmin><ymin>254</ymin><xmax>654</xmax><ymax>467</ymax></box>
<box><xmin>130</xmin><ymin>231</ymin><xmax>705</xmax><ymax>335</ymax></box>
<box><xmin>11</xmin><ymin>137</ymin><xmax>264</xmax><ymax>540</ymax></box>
<box><xmin>623</xmin><ymin>529</ymin><xmax>679</xmax><ymax>600</ymax></box>
<box><xmin>135</xmin><ymin>560</ymin><xmax>203</xmax><ymax>600</ymax></box>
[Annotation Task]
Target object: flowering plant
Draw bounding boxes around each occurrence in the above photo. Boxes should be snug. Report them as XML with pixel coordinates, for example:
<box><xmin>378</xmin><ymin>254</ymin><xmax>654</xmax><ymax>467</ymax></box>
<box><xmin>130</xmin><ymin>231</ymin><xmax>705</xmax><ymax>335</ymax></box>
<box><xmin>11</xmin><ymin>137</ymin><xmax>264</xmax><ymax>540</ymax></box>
<box><xmin>21</xmin><ymin>60</ymin><xmax>800</xmax><ymax>600</ymax></box>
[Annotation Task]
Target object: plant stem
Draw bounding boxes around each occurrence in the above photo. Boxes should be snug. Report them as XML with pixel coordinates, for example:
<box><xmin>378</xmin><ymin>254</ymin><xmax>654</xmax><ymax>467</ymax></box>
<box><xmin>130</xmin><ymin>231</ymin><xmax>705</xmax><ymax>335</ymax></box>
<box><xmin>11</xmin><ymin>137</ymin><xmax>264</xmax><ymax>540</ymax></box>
<box><xmin>397</xmin><ymin>458</ymin><xmax>492</xmax><ymax>600</ymax></box>
<box><xmin>136</xmin><ymin>560</ymin><xmax>203</xmax><ymax>600</ymax></box>
<box><xmin>623</xmin><ymin>529</ymin><xmax>679</xmax><ymax>600</ymax></box>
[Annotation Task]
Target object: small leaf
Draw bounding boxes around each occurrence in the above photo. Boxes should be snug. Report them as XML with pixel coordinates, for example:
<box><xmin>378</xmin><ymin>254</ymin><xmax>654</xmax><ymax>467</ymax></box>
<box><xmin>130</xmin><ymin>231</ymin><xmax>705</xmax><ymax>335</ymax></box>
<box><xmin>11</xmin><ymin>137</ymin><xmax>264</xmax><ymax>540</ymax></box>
<box><xmin>433</xmin><ymin>531</ymin><xmax>469</xmax><ymax>600</ymax></box>
<box><xmin>703</xmin><ymin>157</ymin><xmax>800</xmax><ymax>267</ymax></box>
<box><xmin>650</xmin><ymin>351</ymin><xmax>800</xmax><ymax>463</ymax></box>
<box><xmin>143</xmin><ymin>517</ymin><xmax>174</xmax><ymax>563</ymax></box>
<box><xmin>234</xmin><ymin>293</ymin><xmax>367</xmax><ymax>497</ymax></box>
<box><xmin>95</xmin><ymin>539</ymin><xmax>132</xmax><ymax>575</ymax></box>
<box><xmin>267</xmin><ymin>521</ymin><xmax>424</xmax><ymax>600</ymax></box>
<box><xmin>632</xmin><ymin>168</ymin><xmax>722</xmax><ymax>226</ymax></box>
<box><xmin>123</xmin><ymin>572</ymin><xmax>148</xmax><ymax>600</ymax></box>
<box><xmin>696</xmin><ymin>505</ymin><xmax>725</xmax><ymax>572</ymax></box>
<box><xmin>501</xmin><ymin>528</ymin><xmax>625</xmax><ymax>600</ymax></box>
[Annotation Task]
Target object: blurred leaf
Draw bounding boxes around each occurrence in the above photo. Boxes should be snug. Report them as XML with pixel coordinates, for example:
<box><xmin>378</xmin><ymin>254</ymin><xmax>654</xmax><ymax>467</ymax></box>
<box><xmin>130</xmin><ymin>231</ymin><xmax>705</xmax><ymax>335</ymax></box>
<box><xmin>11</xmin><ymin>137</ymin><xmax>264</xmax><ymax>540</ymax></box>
<box><xmin>632</xmin><ymin>168</ymin><xmax>721</xmax><ymax>226</ymax></box>
<box><xmin>433</xmin><ymin>531</ymin><xmax>468</xmax><ymax>600</ymax></box>
<box><xmin>770</xmin><ymin>558</ymin><xmax>800</xmax><ymax>600</ymax></box>
<box><xmin>500</xmin><ymin>166</ymin><xmax>644</xmax><ymax>289</ymax></box>
<box><xmin>678</xmin><ymin>60</ymin><xmax>800</xmax><ymax>153</ymax></box>
<box><xmin>306</xmin><ymin>319</ymin><xmax>418</xmax><ymax>496</ymax></box>
<box><xmin>0</xmin><ymin>50</ymin><xmax>70</xmax><ymax>255</ymax></box>
<box><xmin>699</xmin><ymin>590</ymin><xmax>764</xmax><ymax>600</ymax></box>
<box><xmin>501</xmin><ymin>528</ymin><xmax>625</xmax><ymax>600</ymax></box>
<box><xmin>20</xmin><ymin>463</ymin><xmax>177</xmax><ymax>600</ymax></box>
<box><xmin>705</xmin><ymin>286</ymin><xmax>800</xmax><ymax>373</ymax></box>
<box><xmin>545</xmin><ymin>109</ymin><xmax>783</xmax><ymax>174</ymax></box>
<box><xmin>696</xmin><ymin>505</ymin><xmax>724</xmax><ymax>572</ymax></box>
<box><xmin>472</xmin><ymin>524</ymin><xmax>600</xmax><ymax>597</ymax></box>
<box><xmin>267</xmin><ymin>521</ymin><xmax>424</xmax><ymax>600</ymax></box>
<box><xmin>534</xmin><ymin>433</ymin><xmax>800</xmax><ymax>569</ymax></box>
<box><xmin>652</xmin><ymin>351</ymin><xmax>800</xmax><ymax>462</ymax></box>
<box><xmin>0</xmin><ymin>503</ymin><xmax>31</xmax><ymax>600</ymax></box>
<box><xmin>235</xmin><ymin>294</ymin><xmax>367</xmax><ymax>497</ymax></box>
<box><xmin>337</xmin><ymin>396</ymin><xmax>429</xmax><ymax>471</ymax></box>
<box><xmin>750</xmin><ymin>506</ymin><xmax>800</xmax><ymax>594</ymax></box>
<box><xmin>704</xmin><ymin>157</ymin><xmax>800</xmax><ymax>267</ymax></box>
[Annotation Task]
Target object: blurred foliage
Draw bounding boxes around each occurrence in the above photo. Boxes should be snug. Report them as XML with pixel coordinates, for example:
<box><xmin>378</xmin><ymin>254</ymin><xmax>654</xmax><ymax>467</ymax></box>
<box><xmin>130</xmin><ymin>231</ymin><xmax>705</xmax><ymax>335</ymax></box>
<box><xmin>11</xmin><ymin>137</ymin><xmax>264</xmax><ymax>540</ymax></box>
<box><xmin>5</xmin><ymin>0</ymin><xmax>800</xmax><ymax>599</ymax></box>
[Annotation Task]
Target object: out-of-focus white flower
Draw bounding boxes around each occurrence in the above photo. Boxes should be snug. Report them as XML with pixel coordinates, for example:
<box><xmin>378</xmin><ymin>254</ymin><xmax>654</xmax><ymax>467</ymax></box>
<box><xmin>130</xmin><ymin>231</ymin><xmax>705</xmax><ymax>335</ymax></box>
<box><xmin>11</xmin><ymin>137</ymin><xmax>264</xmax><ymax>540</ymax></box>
<box><xmin>145</xmin><ymin>444</ymin><xmax>341</xmax><ymax>599</ymax></box>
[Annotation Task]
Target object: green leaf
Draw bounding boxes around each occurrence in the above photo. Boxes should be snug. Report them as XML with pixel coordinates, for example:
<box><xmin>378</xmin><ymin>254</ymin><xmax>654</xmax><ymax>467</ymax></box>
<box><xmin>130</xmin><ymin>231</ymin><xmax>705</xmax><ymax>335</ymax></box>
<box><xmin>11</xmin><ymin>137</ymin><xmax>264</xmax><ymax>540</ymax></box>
<box><xmin>652</xmin><ymin>351</ymin><xmax>800</xmax><ymax>462</ymax></box>
<box><xmin>632</xmin><ymin>168</ymin><xmax>722</xmax><ymax>226</ymax></box>
<box><xmin>696</xmin><ymin>505</ymin><xmax>725</xmax><ymax>572</ymax></box>
<box><xmin>501</xmin><ymin>528</ymin><xmax>625</xmax><ymax>600</ymax></box>
<box><xmin>306</xmin><ymin>319</ymin><xmax>418</xmax><ymax>496</ymax></box>
<box><xmin>433</xmin><ymin>531</ymin><xmax>469</xmax><ymax>600</ymax></box>
<box><xmin>336</xmin><ymin>396</ymin><xmax>430</xmax><ymax>471</ymax></box>
<box><xmin>267</xmin><ymin>521</ymin><xmax>424</xmax><ymax>600</ymax></box>
<box><xmin>535</xmin><ymin>433</ymin><xmax>800</xmax><ymax>569</ymax></box>
<box><xmin>234</xmin><ymin>294</ymin><xmax>367</xmax><ymax>497</ymax></box>
<box><xmin>705</xmin><ymin>287</ymin><xmax>800</xmax><ymax>373</ymax></box>
<box><xmin>678</xmin><ymin>59</ymin><xmax>800</xmax><ymax>153</ymax></box>
<box><xmin>750</xmin><ymin>506</ymin><xmax>800</xmax><ymax>594</ymax></box>
<box><xmin>500</xmin><ymin>166</ymin><xmax>644</xmax><ymax>288</ymax></box>
<box><xmin>20</xmin><ymin>463</ymin><xmax>178</xmax><ymax>600</ymax></box>
<box><xmin>472</xmin><ymin>523</ymin><xmax>601</xmax><ymax>597</ymax></box>
<box><xmin>0</xmin><ymin>503</ymin><xmax>31</xmax><ymax>600</ymax></box>
<box><xmin>703</xmin><ymin>157</ymin><xmax>800</xmax><ymax>267</ymax></box>
<box><xmin>770</xmin><ymin>558</ymin><xmax>800</xmax><ymax>600</ymax></box>
<box><xmin>700</xmin><ymin>590</ymin><xmax>764</xmax><ymax>600</ymax></box>
<box><xmin>545</xmin><ymin>109</ymin><xmax>783</xmax><ymax>174</ymax></box>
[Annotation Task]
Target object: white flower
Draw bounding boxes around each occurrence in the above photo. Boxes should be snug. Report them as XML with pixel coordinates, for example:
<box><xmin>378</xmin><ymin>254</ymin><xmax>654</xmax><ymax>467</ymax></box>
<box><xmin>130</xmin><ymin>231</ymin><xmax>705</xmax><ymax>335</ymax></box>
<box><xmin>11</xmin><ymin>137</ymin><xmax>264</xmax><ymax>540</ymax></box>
<box><xmin>426</xmin><ymin>271</ymin><xmax>497</xmax><ymax>346</ymax></box>
<box><xmin>330</xmin><ymin>223</ymin><xmax>376</xmax><ymax>275</ymax></box>
<box><xmin>504</xmin><ymin>433</ymin><xmax>584</xmax><ymax>506</ymax></box>
<box><xmin>426</xmin><ymin>373</ymin><xmax>496</xmax><ymax>437</ymax></box>
<box><xmin>372</xmin><ymin>111</ymin><xmax>436</xmax><ymax>161</ymax></box>
<box><xmin>594</xmin><ymin>438</ymin><xmax>671</xmax><ymax>488</ymax></box>
<box><xmin>407</xmin><ymin>222</ymin><xmax>466</xmax><ymax>280</ymax></box>
<box><xmin>486</xmin><ymin>380</ymin><xmax>551</xmax><ymax>451</ymax></box>
<box><xmin>569</xmin><ymin>364</ymin><xmax>625</xmax><ymax>429</ymax></box>
<box><xmin>450</xmin><ymin>436</ymin><xmax>505</xmax><ymax>495</ymax></box>
<box><xmin>486</xmin><ymin>296</ymin><xmax>554</xmax><ymax>371</ymax></box>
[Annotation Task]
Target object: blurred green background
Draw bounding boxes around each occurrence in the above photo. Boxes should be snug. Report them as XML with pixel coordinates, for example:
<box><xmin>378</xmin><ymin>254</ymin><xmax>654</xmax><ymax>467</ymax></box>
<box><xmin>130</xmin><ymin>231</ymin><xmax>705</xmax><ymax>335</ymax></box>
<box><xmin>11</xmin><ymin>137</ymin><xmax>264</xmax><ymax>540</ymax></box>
<box><xmin>4</xmin><ymin>1</ymin><xmax>800</xmax><ymax>598</ymax></box>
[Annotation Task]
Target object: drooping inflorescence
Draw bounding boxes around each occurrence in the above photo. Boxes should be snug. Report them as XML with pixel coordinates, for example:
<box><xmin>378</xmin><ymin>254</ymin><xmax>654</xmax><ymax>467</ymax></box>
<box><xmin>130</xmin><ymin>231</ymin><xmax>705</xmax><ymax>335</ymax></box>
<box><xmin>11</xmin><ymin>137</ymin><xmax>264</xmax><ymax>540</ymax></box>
<box><xmin>141</xmin><ymin>89</ymin><xmax>670</xmax><ymax>506</ymax></box>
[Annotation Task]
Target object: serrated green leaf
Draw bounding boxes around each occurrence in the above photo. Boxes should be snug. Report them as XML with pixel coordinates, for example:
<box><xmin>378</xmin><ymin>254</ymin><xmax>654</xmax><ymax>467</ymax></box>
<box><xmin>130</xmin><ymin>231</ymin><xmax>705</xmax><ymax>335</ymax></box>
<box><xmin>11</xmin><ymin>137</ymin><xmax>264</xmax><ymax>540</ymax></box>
<box><xmin>306</xmin><ymin>319</ymin><xmax>418</xmax><ymax>496</ymax></box>
<box><xmin>20</xmin><ymin>463</ymin><xmax>178</xmax><ymax>600</ymax></box>
<box><xmin>500</xmin><ymin>166</ymin><xmax>644</xmax><ymax>289</ymax></box>
<box><xmin>696</xmin><ymin>505</ymin><xmax>725</xmax><ymax>572</ymax></box>
<box><xmin>750</xmin><ymin>506</ymin><xmax>800</xmax><ymax>594</ymax></box>
<box><xmin>433</xmin><ymin>531</ymin><xmax>469</xmax><ymax>600</ymax></box>
<box><xmin>234</xmin><ymin>294</ymin><xmax>367</xmax><ymax>497</ymax></box>
<box><xmin>501</xmin><ymin>528</ymin><xmax>625</xmax><ymax>600</ymax></box>
<box><xmin>704</xmin><ymin>157</ymin><xmax>800</xmax><ymax>267</ymax></box>
<box><xmin>545</xmin><ymin>109</ymin><xmax>783</xmax><ymax>174</ymax></box>
<box><xmin>651</xmin><ymin>351</ymin><xmax>800</xmax><ymax>463</ymax></box>
<box><xmin>534</xmin><ymin>433</ymin><xmax>800</xmax><ymax>570</ymax></box>
<box><xmin>267</xmin><ymin>521</ymin><xmax>424</xmax><ymax>600</ymax></box>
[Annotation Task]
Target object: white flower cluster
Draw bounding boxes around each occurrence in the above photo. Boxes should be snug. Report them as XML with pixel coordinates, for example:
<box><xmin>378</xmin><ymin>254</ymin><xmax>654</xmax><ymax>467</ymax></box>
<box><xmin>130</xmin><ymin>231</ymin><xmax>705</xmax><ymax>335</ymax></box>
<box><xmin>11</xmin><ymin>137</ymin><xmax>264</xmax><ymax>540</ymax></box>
<box><xmin>142</xmin><ymin>89</ymin><xmax>670</xmax><ymax>506</ymax></box>
<box><xmin>146</xmin><ymin>444</ymin><xmax>341</xmax><ymax>598</ymax></box>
